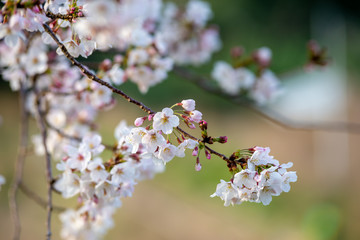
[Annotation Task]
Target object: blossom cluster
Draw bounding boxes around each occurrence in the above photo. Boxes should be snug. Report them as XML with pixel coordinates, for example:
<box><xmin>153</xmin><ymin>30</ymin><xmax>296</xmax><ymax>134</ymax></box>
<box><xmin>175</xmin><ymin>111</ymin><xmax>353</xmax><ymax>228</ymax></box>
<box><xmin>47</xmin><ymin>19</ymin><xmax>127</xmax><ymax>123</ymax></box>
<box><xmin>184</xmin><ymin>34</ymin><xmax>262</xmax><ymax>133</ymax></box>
<box><xmin>54</xmin><ymin>99</ymin><xmax>204</xmax><ymax>239</ymax></box>
<box><xmin>0</xmin><ymin>0</ymin><xmax>297</xmax><ymax>239</ymax></box>
<box><xmin>212</xmin><ymin>47</ymin><xmax>281</xmax><ymax>105</ymax></box>
<box><xmin>55</xmin><ymin>129</ymin><xmax>165</xmax><ymax>239</ymax></box>
<box><xmin>49</xmin><ymin>0</ymin><xmax>219</xmax><ymax>92</ymax></box>
<box><xmin>0</xmin><ymin>0</ymin><xmax>219</xmax><ymax>94</ymax></box>
<box><xmin>211</xmin><ymin>147</ymin><xmax>297</xmax><ymax>206</ymax></box>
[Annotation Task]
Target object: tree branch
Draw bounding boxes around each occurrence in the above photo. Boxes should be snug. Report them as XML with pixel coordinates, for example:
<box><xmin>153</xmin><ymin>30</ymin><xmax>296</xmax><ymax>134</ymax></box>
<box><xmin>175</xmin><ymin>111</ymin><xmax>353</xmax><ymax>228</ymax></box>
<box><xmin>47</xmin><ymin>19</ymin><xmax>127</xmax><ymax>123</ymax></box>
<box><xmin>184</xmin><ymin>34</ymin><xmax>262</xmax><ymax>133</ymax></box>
<box><xmin>173</xmin><ymin>66</ymin><xmax>360</xmax><ymax>134</ymax></box>
<box><xmin>19</xmin><ymin>183</ymin><xmax>66</xmax><ymax>212</ymax></box>
<box><xmin>43</xmin><ymin>24</ymin><xmax>153</xmax><ymax>115</ymax></box>
<box><xmin>35</xmin><ymin>93</ymin><xmax>53</xmax><ymax>240</ymax></box>
<box><xmin>46</xmin><ymin>121</ymin><xmax>117</xmax><ymax>151</ymax></box>
<box><xmin>42</xmin><ymin>23</ymin><xmax>231</xmax><ymax>161</ymax></box>
<box><xmin>45</xmin><ymin>11</ymin><xmax>83</xmax><ymax>21</ymax></box>
<box><xmin>8</xmin><ymin>84</ymin><xmax>29</xmax><ymax>240</ymax></box>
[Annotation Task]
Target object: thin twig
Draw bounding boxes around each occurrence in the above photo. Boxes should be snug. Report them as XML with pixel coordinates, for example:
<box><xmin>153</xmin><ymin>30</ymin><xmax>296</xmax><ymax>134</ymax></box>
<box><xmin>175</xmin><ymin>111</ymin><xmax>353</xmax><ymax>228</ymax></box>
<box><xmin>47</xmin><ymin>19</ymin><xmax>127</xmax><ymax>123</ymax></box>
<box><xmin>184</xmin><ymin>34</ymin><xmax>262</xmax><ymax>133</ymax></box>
<box><xmin>19</xmin><ymin>183</ymin><xmax>66</xmax><ymax>212</ymax></box>
<box><xmin>42</xmin><ymin>23</ymin><xmax>230</xmax><ymax>161</ymax></box>
<box><xmin>46</xmin><ymin>121</ymin><xmax>116</xmax><ymax>150</ymax></box>
<box><xmin>35</xmin><ymin>93</ymin><xmax>53</xmax><ymax>240</ymax></box>
<box><xmin>173</xmin><ymin>66</ymin><xmax>360</xmax><ymax>134</ymax></box>
<box><xmin>43</xmin><ymin>23</ymin><xmax>153</xmax><ymax>115</ymax></box>
<box><xmin>46</xmin><ymin>122</ymin><xmax>82</xmax><ymax>142</ymax></box>
<box><xmin>8</xmin><ymin>84</ymin><xmax>29</xmax><ymax>240</ymax></box>
<box><xmin>45</xmin><ymin>11</ymin><xmax>83</xmax><ymax>21</ymax></box>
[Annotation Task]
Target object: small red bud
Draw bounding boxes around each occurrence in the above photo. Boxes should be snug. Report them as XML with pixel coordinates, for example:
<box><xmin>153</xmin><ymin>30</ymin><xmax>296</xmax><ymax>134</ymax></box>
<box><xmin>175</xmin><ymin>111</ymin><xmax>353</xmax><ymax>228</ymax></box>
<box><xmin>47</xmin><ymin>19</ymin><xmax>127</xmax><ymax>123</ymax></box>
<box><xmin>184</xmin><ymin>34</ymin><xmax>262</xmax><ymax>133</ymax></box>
<box><xmin>192</xmin><ymin>146</ymin><xmax>199</xmax><ymax>156</ymax></box>
<box><xmin>231</xmin><ymin>46</ymin><xmax>244</xmax><ymax>59</ymax></box>
<box><xmin>205</xmin><ymin>150</ymin><xmax>211</xmax><ymax>159</ymax></box>
<box><xmin>219</xmin><ymin>136</ymin><xmax>227</xmax><ymax>143</ymax></box>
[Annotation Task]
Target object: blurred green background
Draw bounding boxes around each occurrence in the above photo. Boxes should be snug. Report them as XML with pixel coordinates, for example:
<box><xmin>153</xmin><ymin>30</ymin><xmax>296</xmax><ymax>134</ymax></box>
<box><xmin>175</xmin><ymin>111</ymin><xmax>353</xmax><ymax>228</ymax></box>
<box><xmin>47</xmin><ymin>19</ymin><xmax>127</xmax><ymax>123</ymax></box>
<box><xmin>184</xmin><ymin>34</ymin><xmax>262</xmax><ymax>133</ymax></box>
<box><xmin>1</xmin><ymin>0</ymin><xmax>360</xmax><ymax>239</ymax></box>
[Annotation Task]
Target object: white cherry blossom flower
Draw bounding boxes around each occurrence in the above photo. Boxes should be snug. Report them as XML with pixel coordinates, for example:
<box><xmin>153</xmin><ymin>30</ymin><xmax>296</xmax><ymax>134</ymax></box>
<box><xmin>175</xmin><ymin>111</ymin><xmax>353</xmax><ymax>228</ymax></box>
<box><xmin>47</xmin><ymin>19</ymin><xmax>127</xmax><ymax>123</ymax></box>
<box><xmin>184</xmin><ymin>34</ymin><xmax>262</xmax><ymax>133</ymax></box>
<box><xmin>54</xmin><ymin>170</ymin><xmax>81</xmax><ymax>198</ymax></box>
<box><xmin>128</xmin><ymin>48</ymin><xmax>149</xmax><ymax>66</ymax></box>
<box><xmin>156</xmin><ymin>143</ymin><xmax>177</xmax><ymax>164</ymax></box>
<box><xmin>278</xmin><ymin>162</ymin><xmax>293</xmax><ymax>175</ymax></box>
<box><xmin>247</xmin><ymin>146</ymin><xmax>279</xmax><ymax>171</ymax></box>
<box><xmin>212</xmin><ymin>61</ymin><xmax>255</xmax><ymax>95</ymax></box>
<box><xmin>130</xmin><ymin>28</ymin><xmax>153</xmax><ymax>47</ymax></box>
<box><xmin>185</xmin><ymin>0</ymin><xmax>212</xmax><ymax>27</ymax></box>
<box><xmin>250</xmin><ymin>70</ymin><xmax>281</xmax><ymax>105</ymax></box>
<box><xmin>238</xmin><ymin>188</ymin><xmax>257</xmax><ymax>202</ymax></box>
<box><xmin>189</xmin><ymin>110</ymin><xmax>202</xmax><ymax>123</ymax></box>
<box><xmin>258</xmin><ymin>169</ymin><xmax>282</xmax><ymax>195</ymax></box>
<box><xmin>20</xmin><ymin>49</ymin><xmax>48</xmax><ymax>76</ymax></box>
<box><xmin>57</xmin><ymin>39</ymin><xmax>86</xmax><ymax>58</ymax></box>
<box><xmin>0</xmin><ymin>22</ymin><xmax>25</xmax><ymax>47</ymax></box>
<box><xmin>210</xmin><ymin>180</ymin><xmax>240</xmax><ymax>206</ymax></box>
<box><xmin>259</xmin><ymin>185</ymin><xmax>280</xmax><ymax>206</ymax></box>
<box><xmin>107</xmin><ymin>64</ymin><xmax>125</xmax><ymax>85</ymax></box>
<box><xmin>87</xmin><ymin>158</ymin><xmax>109</xmax><ymax>183</ymax></box>
<box><xmin>110</xmin><ymin>162</ymin><xmax>136</xmax><ymax>185</ymax></box>
<box><xmin>142</xmin><ymin>129</ymin><xmax>166</xmax><ymax>153</ymax></box>
<box><xmin>281</xmin><ymin>171</ymin><xmax>297</xmax><ymax>192</ymax></box>
<box><xmin>80</xmin><ymin>134</ymin><xmax>105</xmax><ymax>156</ymax></box>
<box><xmin>153</xmin><ymin>108</ymin><xmax>179</xmax><ymax>134</ymax></box>
<box><xmin>126</xmin><ymin>127</ymin><xmax>147</xmax><ymax>153</ymax></box>
<box><xmin>233</xmin><ymin>169</ymin><xmax>257</xmax><ymax>189</ymax></box>
<box><xmin>65</xmin><ymin>145</ymin><xmax>91</xmax><ymax>171</ymax></box>
<box><xmin>176</xmin><ymin>139</ymin><xmax>198</xmax><ymax>157</ymax></box>
<box><xmin>90</xmin><ymin>85</ymin><xmax>113</xmax><ymax>108</ymax></box>
<box><xmin>181</xmin><ymin>99</ymin><xmax>196</xmax><ymax>111</ymax></box>
<box><xmin>46</xmin><ymin>109</ymin><xmax>66</xmax><ymax>128</ymax></box>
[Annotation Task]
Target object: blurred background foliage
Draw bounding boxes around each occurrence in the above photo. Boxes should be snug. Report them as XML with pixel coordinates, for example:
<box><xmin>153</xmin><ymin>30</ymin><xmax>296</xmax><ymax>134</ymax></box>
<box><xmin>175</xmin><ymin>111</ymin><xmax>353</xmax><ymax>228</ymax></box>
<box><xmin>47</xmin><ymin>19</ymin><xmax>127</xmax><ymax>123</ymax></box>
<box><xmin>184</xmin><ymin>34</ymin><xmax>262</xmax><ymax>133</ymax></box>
<box><xmin>1</xmin><ymin>0</ymin><xmax>360</xmax><ymax>239</ymax></box>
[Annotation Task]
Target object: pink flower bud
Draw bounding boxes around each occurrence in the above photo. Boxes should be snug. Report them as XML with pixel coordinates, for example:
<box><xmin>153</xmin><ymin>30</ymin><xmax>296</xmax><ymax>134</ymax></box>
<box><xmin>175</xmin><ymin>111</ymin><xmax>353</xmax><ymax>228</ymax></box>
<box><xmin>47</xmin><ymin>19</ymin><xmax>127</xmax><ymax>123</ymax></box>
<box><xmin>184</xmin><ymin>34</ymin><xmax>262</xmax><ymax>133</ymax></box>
<box><xmin>253</xmin><ymin>47</ymin><xmax>272</xmax><ymax>67</ymax></box>
<box><xmin>219</xmin><ymin>136</ymin><xmax>227</xmax><ymax>143</ymax></box>
<box><xmin>148</xmin><ymin>114</ymin><xmax>153</xmax><ymax>121</ymax></box>
<box><xmin>192</xmin><ymin>146</ymin><xmax>199</xmax><ymax>156</ymax></box>
<box><xmin>231</xmin><ymin>46</ymin><xmax>244</xmax><ymax>59</ymax></box>
<box><xmin>195</xmin><ymin>162</ymin><xmax>202</xmax><ymax>171</ymax></box>
<box><xmin>100</xmin><ymin>59</ymin><xmax>112</xmax><ymax>71</ymax></box>
<box><xmin>199</xmin><ymin>120</ymin><xmax>207</xmax><ymax>130</ymax></box>
<box><xmin>205</xmin><ymin>150</ymin><xmax>211</xmax><ymax>159</ymax></box>
<box><xmin>134</xmin><ymin>117</ymin><xmax>145</xmax><ymax>127</ymax></box>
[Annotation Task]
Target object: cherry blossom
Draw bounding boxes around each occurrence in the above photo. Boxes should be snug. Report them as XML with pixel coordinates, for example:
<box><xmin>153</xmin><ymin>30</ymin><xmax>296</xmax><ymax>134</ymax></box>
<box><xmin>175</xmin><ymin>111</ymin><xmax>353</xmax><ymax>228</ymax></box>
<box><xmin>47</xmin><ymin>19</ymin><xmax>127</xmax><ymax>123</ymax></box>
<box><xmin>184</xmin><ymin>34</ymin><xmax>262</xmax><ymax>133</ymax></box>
<box><xmin>181</xmin><ymin>99</ymin><xmax>196</xmax><ymax>111</ymax></box>
<box><xmin>211</xmin><ymin>146</ymin><xmax>297</xmax><ymax>206</ymax></box>
<box><xmin>0</xmin><ymin>1</ymin><xmax>298</xmax><ymax>239</ymax></box>
<box><xmin>153</xmin><ymin>107</ymin><xmax>179</xmax><ymax>134</ymax></box>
